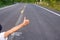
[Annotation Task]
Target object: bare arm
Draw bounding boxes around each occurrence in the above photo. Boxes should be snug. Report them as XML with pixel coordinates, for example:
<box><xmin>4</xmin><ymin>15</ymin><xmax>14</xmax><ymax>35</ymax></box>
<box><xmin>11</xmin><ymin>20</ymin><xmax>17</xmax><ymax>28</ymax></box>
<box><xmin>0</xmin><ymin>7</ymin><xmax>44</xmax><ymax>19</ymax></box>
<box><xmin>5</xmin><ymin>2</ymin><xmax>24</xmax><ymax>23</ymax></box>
<box><xmin>4</xmin><ymin>17</ymin><xmax>29</xmax><ymax>38</ymax></box>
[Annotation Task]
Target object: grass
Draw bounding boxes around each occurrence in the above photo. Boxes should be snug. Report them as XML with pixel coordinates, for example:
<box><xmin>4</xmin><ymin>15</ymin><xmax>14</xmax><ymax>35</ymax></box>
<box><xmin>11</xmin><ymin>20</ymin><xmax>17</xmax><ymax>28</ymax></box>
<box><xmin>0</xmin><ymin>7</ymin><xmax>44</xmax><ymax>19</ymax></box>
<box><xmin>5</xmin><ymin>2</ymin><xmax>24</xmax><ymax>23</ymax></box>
<box><xmin>36</xmin><ymin>2</ymin><xmax>60</xmax><ymax>11</ymax></box>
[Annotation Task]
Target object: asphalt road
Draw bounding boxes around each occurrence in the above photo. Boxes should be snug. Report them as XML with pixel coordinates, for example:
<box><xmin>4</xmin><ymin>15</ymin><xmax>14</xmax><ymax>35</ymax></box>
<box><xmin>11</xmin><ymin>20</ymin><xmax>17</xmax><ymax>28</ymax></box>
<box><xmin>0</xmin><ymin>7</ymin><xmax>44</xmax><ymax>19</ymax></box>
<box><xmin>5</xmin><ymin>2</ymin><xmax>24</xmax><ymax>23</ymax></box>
<box><xmin>0</xmin><ymin>3</ymin><xmax>60</xmax><ymax>40</ymax></box>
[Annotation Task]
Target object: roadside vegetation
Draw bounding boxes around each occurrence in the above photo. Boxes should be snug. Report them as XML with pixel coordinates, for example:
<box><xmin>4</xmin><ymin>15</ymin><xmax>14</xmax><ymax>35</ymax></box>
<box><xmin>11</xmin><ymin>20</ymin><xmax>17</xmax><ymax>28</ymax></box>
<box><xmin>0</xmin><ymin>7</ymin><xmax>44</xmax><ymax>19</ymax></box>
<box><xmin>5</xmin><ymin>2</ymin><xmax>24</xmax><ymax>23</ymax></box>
<box><xmin>36</xmin><ymin>0</ymin><xmax>60</xmax><ymax>11</ymax></box>
<box><xmin>0</xmin><ymin>0</ymin><xmax>60</xmax><ymax>11</ymax></box>
<box><xmin>0</xmin><ymin>0</ymin><xmax>36</xmax><ymax>8</ymax></box>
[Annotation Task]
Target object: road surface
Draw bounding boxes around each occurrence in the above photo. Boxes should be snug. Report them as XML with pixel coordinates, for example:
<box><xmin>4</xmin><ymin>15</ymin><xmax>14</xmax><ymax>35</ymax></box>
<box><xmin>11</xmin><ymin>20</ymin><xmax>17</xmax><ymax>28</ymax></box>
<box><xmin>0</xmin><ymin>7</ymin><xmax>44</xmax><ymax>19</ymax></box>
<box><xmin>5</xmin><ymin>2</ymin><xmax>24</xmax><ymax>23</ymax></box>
<box><xmin>0</xmin><ymin>3</ymin><xmax>60</xmax><ymax>40</ymax></box>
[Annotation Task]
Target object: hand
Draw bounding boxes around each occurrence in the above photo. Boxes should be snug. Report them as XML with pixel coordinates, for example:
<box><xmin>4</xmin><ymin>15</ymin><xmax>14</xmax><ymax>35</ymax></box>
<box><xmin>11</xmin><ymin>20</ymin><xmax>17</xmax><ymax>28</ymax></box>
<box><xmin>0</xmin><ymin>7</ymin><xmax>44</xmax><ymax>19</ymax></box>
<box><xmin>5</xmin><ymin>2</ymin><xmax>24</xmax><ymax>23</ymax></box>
<box><xmin>22</xmin><ymin>17</ymin><xmax>30</xmax><ymax>26</ymax></box>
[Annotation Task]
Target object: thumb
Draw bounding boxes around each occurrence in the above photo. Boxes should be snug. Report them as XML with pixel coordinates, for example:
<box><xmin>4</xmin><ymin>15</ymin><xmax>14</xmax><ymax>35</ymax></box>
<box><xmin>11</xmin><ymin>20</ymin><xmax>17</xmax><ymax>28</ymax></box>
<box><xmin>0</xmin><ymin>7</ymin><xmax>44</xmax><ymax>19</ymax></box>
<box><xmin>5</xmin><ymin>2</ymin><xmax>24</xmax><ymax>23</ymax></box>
<box><xmin>24</xmin><ymin>17</ymin><xmax>26</xmax><ymax>20</ymax></box>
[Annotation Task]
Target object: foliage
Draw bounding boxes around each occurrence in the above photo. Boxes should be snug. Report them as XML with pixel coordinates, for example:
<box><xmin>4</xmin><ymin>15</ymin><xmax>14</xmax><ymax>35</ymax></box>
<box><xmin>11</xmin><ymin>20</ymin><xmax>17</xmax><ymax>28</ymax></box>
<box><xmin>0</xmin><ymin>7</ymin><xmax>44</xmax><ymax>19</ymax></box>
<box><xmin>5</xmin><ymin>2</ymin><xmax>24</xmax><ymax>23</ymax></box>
<box><xmin>0</xmin><ymin>0</ymin><xmax>60</xmax><ymax>11</ymax></box>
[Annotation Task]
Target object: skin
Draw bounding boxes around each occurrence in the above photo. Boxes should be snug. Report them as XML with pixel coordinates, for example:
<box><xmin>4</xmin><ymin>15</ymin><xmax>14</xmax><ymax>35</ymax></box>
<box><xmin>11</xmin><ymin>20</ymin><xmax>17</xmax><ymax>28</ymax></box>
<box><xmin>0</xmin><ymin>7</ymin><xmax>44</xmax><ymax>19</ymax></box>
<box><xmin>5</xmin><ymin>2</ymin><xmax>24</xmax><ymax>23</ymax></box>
<box><xmin>4</xmin><ymin>17</ymin><xmax>30</xmax><ymax>38</ymax></box>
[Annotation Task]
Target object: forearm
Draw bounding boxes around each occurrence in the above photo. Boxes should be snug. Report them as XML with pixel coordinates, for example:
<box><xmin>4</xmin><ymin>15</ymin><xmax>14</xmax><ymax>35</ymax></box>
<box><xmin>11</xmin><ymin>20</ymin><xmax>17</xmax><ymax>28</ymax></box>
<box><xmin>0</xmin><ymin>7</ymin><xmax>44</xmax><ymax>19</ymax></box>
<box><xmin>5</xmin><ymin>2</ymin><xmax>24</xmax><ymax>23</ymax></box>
<box><xmin>4</xmin><ymin>23</ymin><xmax>24</xmax><ymax>38</ymax></box>
<box><xmin>7</xmin><ymin>24</ymin><xmax>24</xmax><ymax>33</ymax></box>
<box><xmin>4</xmin><ymin>17</ymin><xmax>29</xmax><ymax>38</ymax></box>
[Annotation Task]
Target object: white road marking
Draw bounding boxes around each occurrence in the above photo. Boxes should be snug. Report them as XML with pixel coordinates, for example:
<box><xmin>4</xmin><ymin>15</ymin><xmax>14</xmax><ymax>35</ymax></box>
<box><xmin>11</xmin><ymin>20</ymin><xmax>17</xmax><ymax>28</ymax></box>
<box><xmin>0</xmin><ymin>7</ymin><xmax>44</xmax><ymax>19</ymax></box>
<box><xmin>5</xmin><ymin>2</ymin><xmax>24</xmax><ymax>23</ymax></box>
<box><xmin>21</xmin><ymin>5</ymin><xmax>26</xmax><ymax>14</ymax></box>
<box><xmin>11</xmin><ymin>5</ymin><xmax>26</xmax><ymax>40</ymax></box>
<box><xmin>15</xmin><ymin>13</ymin><xmax>23</xmax><ymax>25</ymax></box>
<box><xmin>35</xmin><ymin>4</ymin><xmax>60</xmax><ymax>16</ymax></box>
<box><xmin>15</xmin><ymin>5</ymin><xmax>26</xmax><ymax>26</ymax></box>
<box><xmin>21</xmin><ymin>10</ymin><xmax>24</xmax><ymax>14</ymax></box>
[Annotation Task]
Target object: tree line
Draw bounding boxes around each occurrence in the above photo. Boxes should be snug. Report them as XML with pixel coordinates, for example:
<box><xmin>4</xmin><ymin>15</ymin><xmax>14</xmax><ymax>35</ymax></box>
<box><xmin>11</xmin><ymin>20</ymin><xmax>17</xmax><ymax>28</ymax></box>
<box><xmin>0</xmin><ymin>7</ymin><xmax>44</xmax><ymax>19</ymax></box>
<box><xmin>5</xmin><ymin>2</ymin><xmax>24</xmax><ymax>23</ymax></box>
<box><xmin>0</xmin><ymin>0</ymin><xmax>60</xmax><ymax>4</ymax></box>
<box><xmin>0</xmin><ymin>0</ymin><xmax>60</xmax><ymax>7</ymax></box>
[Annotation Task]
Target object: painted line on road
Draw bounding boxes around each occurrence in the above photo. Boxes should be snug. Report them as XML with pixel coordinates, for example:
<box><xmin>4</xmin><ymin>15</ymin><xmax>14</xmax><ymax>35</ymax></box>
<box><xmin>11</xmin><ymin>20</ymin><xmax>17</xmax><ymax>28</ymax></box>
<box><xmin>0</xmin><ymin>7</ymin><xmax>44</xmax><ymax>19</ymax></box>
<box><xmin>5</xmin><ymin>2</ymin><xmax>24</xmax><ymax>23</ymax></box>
<box><xmin>21</xmin><ymin>9</ymin><xmax>24</xmax><ymax>14</ymax></box>
<box><xmin>35</xmin><ymin>4</ymin><xmax>60</xmax><ymax>16</ymax></box>
<box><xmin>15</xmin><ymin>5</ymin><xmax>26</xmax><ymax>26</ymax></box>
<box><xmin>21</xmin><ymin>5</ymin><xmax>26</xmax><ymax>14</ymax></box>
<box><xmin>11</xmin><ymin>5</ymin><xmax>26</xmax><ymax>40</ymax></box>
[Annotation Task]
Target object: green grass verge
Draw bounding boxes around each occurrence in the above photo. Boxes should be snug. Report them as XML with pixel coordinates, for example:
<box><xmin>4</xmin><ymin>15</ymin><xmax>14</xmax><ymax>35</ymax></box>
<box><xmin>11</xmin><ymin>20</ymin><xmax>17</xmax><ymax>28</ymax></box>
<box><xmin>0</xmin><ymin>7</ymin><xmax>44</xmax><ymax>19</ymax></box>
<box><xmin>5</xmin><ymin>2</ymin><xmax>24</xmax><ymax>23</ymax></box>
<box><xmin>37</xmin><ymin>2</ymin><xmax>60</xmax><ymax>11</ymax></box>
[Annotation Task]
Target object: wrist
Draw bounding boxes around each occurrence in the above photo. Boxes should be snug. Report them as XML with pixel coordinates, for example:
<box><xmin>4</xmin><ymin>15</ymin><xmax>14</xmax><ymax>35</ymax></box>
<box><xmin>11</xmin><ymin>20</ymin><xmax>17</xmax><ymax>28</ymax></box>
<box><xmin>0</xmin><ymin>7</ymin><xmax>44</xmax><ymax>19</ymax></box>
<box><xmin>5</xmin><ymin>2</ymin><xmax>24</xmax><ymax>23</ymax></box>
<box><xmin>20</xmin><ymin>23</ymin><xmax>25</xmax><ymax>27</ymax></box>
